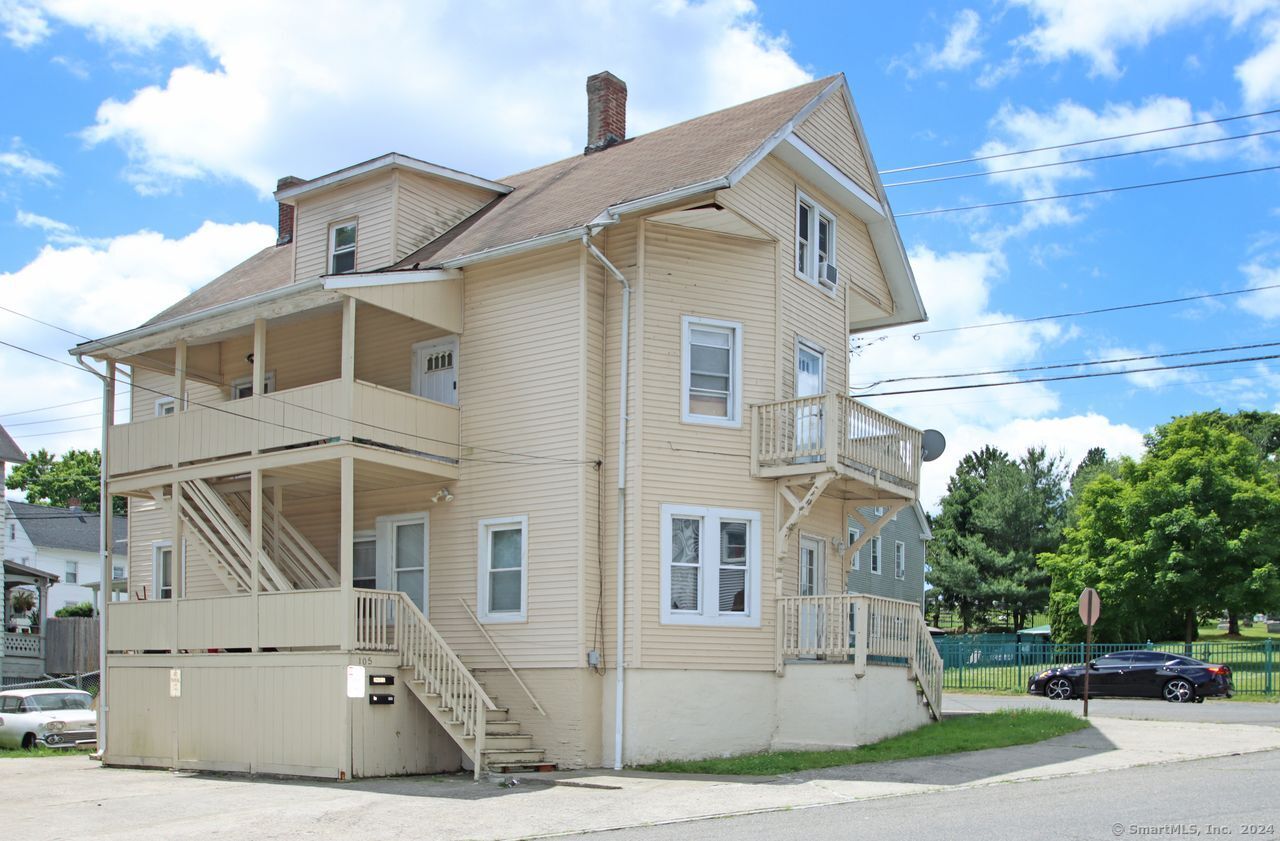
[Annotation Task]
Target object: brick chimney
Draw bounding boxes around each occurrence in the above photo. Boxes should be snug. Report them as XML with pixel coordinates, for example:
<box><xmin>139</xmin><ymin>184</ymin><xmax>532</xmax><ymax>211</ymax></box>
<box><xmin>275</xmin><ymin>176</ymin><xmax>305</xmax><ymax>246</ymax></box>
<box><xmin>585</xmin><ymin>72</ymin><xmax>627</xmax><ymax>154</ymax></box>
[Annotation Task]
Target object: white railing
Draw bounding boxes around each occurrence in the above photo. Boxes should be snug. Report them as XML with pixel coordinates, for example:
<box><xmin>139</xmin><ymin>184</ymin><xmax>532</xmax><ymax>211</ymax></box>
<box><xmin>355</xmin><ymin>590</ymin><xmax>496</xmax><ymax>779</ymax></box>
<box><xmin>3</xmin><ymin>632</ymin><xmax>44</xmax><ymax>658</ymax></box>
<box><xmin>777</xmin><ymin>593</ymin><xmax>942</xmax><ymax>718</ymax></box>
<box><xmin>107</xmin><ymin>379</ymin><xmax>459</xmax><ymax>476</ymax></box>
<box><xmin>751</xmin><ymin>393</ymin><xmax>922</xmax><ymax>489</ymax></box>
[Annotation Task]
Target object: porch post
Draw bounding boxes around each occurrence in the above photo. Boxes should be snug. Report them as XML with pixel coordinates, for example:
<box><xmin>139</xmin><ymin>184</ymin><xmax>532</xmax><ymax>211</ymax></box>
<box><xmin>853</xmin><ymin>595</ymin><xmax>869</xmax><ymax>676</ymax></box>
<box><xmin>824</xmin><ymin>392</ymin><xmax>839</xmax><ymax>470</ymax></box>
<box><xmin>339</xmin><ymin>456</ymin><xmax>354</xmax><ymax>651</ymax></box>
<box><xmin>250</xmin><ymin>469</ymin><xmax>262</xmax><ymax>652</ymax></box>
<box><xmin>171</xmin><ymin>483</ymin><xmax>184</xmax><ymax>598</ymax></box>
<box><xmin>340</xmin><ymin>297</ymin><xmax>356</xmax><ymax>442</ymax></box>
<box><xmin>173</xmin><ymin>340</ymin><xmax>186</xmax><ymax>469</ymax></box>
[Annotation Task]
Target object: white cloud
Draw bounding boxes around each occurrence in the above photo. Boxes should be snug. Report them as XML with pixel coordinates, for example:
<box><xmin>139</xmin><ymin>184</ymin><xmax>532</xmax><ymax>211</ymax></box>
<box><xmin>1238</xmin><ymin>259</ymin><xmax>1280</xmax><ymax>318</ymax></box>
<box><xmin>0</xmin><ymin>0</ymin><xmax>48</xmax><ymax>48</ymax></box>
<box><xmin>16</xmin><ymin>209</ymin><xmax>73</xmax><ymax>236</ymax></box>
<box><xmin>16</xmin><ymin>1</ymin><xmax>810</xmax><ymax>196</ymax></box>
<box><xmin>1087</xmin><ymin>345</ymin><xmax>1195</xmax><ymax>390</ymax></box>
<box><xmin>1237</xmin><ymin>17</ymin><xmax>1280</xmax><ymax>108</ymax></box>
<box><xmin>0</xmin><ymin>220</ymin><xmax>274</xmax><ymax>456</ymax></box>
<box><xmin>892</xmin><ymin>9</ymin><xmax>984</xmax><ymax>78</ymax></box>
<box><xmin>0</xmin><ymin>139</ymin><xmax>59</xmax><ymax>182</ymax></box>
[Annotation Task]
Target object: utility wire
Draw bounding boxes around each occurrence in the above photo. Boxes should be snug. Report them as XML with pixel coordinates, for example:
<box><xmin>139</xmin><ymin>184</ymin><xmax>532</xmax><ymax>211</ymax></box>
<box><xmin>897</xmin><ymin>163</ymin><xmax>1280</xmax><ymax>218</ymax></box>
<box><xmin>880</xmin><ymin>107</ymin><xmax>1280</xmax><ymax>175</ymax></box>
<box><xmin>1</xmin><ymin>412</ymin><xmax>102</xmax><ymax>428</ymax></box>
<box><xmin>882</xmin><ymin>127</ymin><xmax>1280</xmax><ymax>188</ymax></box>
<box><xmin>1</xmin><ymin>396</ymin><xmax>103</xmax><ymax>419</ymax></box>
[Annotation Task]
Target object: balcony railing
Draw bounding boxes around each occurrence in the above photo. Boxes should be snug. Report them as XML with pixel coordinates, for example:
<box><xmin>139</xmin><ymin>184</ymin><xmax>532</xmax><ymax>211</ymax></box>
<box><xmin>3</xmin><ymin>631</ymin><xmax>45</xmax><ymax>658</ymax></box>
<box><xmin>751</xmin><ymin>393</ymin><xmax>922</xmax><ymax>490</ymax></box>
<box><xmin>107</xmin><ymin>379</ymin><xmax>458</xmax><ymax>476</ymax></box>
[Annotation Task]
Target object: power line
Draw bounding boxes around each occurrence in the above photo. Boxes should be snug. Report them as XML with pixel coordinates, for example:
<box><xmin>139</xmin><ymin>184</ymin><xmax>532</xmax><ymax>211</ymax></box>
<box><xmin>0</xmin><ymin>396</ymin><xmax>103</xmax><ymax>419</ymax></box>
<box><xmin>879</xmin><ymin>107</ymin><xmax>1280</xmax><ymax>175</ymax></box>
<box><xmin>855</xmin><ymin>352</ymin><xmax>1280</xmax><ymax>398</ymax></box>
<box><xmin>882</xmin><ymin>127</ymin><xmax>1280</xmax><ymax>188</ymax></box>
<box><xmin>896</xmin><ymin>163</ymin><xmax>1280</xmax><ymax>218</ymax></box>
<box><xmin>1</xmin><ymin>412</ymin><xmax>103</xmax><ymax>428</ymax></box>
<box><xmin>853</xmin><ymin>341</ymin><xmax>1280</xmax><ymax>389</ymax></box>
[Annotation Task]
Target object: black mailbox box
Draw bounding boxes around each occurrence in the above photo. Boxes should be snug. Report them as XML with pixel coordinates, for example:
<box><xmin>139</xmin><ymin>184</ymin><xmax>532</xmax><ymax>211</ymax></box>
<box><xmin>369</xmin><ymin>693</ymin><xmax>395</xmax><ymax>705</ymax></box>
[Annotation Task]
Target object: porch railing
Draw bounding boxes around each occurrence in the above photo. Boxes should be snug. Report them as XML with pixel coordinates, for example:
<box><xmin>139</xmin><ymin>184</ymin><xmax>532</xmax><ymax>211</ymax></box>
<box><xmin>777</xmin><ymin>593</ymin><xmax>942</xmax><ymax>717</ymax></box>
<box><xmin>751</xmin><ymin>393</ymin><xmax>922</xmax><ymax>489</ymax></box>
<box><xmin>3</xmin><ymin>632</ymin><xmax>44</xmax><ymax>658</ymax></box>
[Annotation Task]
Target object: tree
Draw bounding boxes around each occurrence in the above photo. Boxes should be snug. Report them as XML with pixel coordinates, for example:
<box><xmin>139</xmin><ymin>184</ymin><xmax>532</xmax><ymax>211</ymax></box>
<box><xmin>1066</xmin><ymin>447</ymin><xmax>1120</xmax><ymax>522</ymax></box>
<box><xmin>1042</xmin><ymin>412</ymin><xmax>1280</xmax><ymax>643</ymax></box>
<box><xmin>5</xmin><ymin>448</ymin><xmax>125</xmax><ymax>515</ymax></box>
<box><xmin>55</xmin><ymin>601</ymin><xmax>96</xmax><ymax>618</ymax></box>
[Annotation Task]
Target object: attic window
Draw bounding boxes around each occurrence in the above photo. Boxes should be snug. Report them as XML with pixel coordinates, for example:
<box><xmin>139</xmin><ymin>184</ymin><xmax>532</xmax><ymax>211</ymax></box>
<box><xmin>330</xmin><ymin>220</ymin><xmax>357</xmax><ymax>274</ymax></box>
<box><xmin>796</xmin><ymin>191</ymin><xmax>837</xmax><ymax>293</ymax></box>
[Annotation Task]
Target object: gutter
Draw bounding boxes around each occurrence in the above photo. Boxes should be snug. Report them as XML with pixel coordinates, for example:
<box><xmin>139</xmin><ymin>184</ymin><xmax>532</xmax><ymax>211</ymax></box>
<box><xmin>582</xmin><ymin>232</ymin><xmax>630</xmax><ymax>771</ymax></box>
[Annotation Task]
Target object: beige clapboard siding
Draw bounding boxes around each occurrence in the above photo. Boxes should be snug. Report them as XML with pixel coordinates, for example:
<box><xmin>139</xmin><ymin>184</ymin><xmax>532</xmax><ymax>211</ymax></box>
<box><xmin>293</xmin><ymin>175</ymin><xmax>395</xmax><ymax>280</ymax></box>
<box><xmin>395</xmin><ymin>171</ymin><xmax>494</xmax><ymax>261</ymax></box>
<box><xmin>580</xmin><ymin>247</ymin><xmax>607</xmax><ymax>662</ymax></box>
<box><xmin>126</xmin><ymin>496</ymin><xmax>226</xmax><ymax>601</ymax></box>
<box><xmin>793</xmin><ymin>93</ymin><xmax>876</xmax><ymax>194</ymax></box>
<box><xmin>354</xmin><ymin>302</ymin><xmax>449</xmax><ymax>392</ymax></box>
<box><xmin>635</xmin><ymin>222</ymin><xmax>781</xmax><ymax>671</ymax></box>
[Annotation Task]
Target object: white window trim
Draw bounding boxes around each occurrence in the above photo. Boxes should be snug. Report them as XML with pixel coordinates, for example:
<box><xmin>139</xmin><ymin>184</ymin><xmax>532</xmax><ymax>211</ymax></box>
<box><xmin>895</xmin><ymin>540</ymin><xmax>906</xmax><ymax>580</ymax></box>
<box><xmin>375</xmin><ymin>512</ymin><xmax>429</xmax><ymax>617</ymax></box>
<box><xmin>477</xmin><ymin>515</ymin><xmax>529</xmax><ymax>623</ymax></box>
<box><xmin>870</xmin><ymin>536</ymin><xmax>882</xmax><ymax>576</ymax></box>
<box><xmin>151</xmin><ymin>540</ymin><xmax>185</xmax><ymax>600</ymax></box>
<box><xmin>848</xmin><ymin>521</ymin><xmax>861</xmax><ymax>571</ymax></box>
<box><xmin>660</xmin><ymin>504</ymin><xmax>761</xmax><ymax>628</ymax></box>
<box><xmin>795</xmin><ymin>189</ymin><xmax>839</xmax><ymax>295</ymax></box>
<box><xmin>329</xmin><ymin>218</ymin><xmax>358</xmax><ymax>275</ymax></box>
<box><xmin>230</xmin><ymin>371</ymin><xmax>275</xmax><ymax>400</ymax></box>
<box><xmin>680</xmin><ymin>315</ymin><xmax>743</xmax><ymax>428</ymax></box>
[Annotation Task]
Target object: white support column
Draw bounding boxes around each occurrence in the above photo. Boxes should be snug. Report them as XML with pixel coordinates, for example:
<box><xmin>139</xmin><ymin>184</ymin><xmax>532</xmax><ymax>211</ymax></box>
<box><xmin>340</xmin><ymin>297</ymin><xmax>356</xmax><ymax>442</ymax></box>
<box><xmin>339</xmin><ymin>456</ymin><xmax>354</xmax><ymax>651</ymax></box>
<box><xmin>171</xmin><ymin>483</ymin><xmax>184</xmax><ymax>598</ymax></box>
<box><xmin>97</xmin><ymin>360</ymin><xmax>115</xmax><ymax>760</ymax></box>
<box><xmin>250</xmin><ymin>468</ymin><xmax>262</xmax><ymax>652</ymax></box>
<box><xmin>173</xmin><ymin>340</ymin><xmax>186</xmax><ymax>469</ymax></box>
<box><xmin>252</xmin><ymin>318</ymin><xmax>266</xmax><ymax>396</ymax></box>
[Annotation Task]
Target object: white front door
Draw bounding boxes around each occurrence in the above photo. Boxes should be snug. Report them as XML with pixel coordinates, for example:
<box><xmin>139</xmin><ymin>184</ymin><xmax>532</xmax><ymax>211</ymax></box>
<box><xmin>413</xmin><ymin>338</ymin><xmax>458</xmax><ymax>405</ymax></box>
<box><xmin>375</xmin><ymin>513</ymin><xmax>429</xmax><ymax>616</ymax></box>
<box><xmin>795</xmin><ymin>340</ymin><xmax>826</xmax><ymax>457</ymax></box>
<box><xmin>798</xmin><ymin>535</ymin><xmax>826</xmax><ymax>652</ymax></box>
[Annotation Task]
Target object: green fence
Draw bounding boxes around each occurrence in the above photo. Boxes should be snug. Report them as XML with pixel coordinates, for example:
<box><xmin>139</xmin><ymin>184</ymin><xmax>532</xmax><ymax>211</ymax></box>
<box><xmin>935</xmin><ymin>639</ymin><xmax>1276</xmax><ymax>695</ymax></box>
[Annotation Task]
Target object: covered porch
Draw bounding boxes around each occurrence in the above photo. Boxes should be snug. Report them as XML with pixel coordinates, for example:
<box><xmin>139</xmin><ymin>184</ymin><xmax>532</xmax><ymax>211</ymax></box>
<box><xmin>3</xmin><ymin>559</ymin><xmax>58</xmax><ymax>683</ymax></box>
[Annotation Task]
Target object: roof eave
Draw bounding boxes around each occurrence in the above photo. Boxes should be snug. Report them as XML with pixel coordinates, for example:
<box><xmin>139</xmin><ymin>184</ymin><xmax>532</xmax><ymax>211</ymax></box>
<box><xmin>275</xmin><ymin>153</ymin><xmax>513</xmax><ymax>203</ymax></box>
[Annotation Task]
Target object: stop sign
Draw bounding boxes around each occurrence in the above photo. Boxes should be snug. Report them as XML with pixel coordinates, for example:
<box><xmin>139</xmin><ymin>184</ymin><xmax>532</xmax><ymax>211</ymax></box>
<box><xmin>1078</xmin><ymin>587</ymin><xmax>1101</xmax><ymax>626</ymax></box>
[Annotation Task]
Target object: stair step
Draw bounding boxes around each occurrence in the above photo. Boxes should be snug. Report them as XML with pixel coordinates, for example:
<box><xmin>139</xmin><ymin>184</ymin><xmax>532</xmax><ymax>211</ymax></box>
<box><xmin>487</xmin><ymin>762</ymin><xmax>558</xmax><ymax>774</ymax></box>
<box><xmin>485</xmin><ymin>720</ymin><xmax>522</xmax><ymax>735</ymax></box>
<box><xmin>482</xmin><ymin>734</ymin><xmax>533</xmax><ymax>750</ymax></box>
<box><xmin>481</xmin><ymin>748</ymin><xmax>546</xmax><ymax>765</ymax></box>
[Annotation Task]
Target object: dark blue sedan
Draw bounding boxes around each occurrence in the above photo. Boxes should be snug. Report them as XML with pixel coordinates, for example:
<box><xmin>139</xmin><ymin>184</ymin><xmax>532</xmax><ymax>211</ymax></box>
<box><xmin>1027</xmin><ymin>650</ymin><xmax>1233</xmax><ymax>703</ymax></box>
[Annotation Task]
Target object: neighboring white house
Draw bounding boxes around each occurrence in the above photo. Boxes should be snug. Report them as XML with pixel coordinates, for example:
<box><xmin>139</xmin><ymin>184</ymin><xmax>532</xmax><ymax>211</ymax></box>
<box><xmin>4</xmin><ymin>501</ymin><xmax>128</xmax><ymax>618</ymax></box>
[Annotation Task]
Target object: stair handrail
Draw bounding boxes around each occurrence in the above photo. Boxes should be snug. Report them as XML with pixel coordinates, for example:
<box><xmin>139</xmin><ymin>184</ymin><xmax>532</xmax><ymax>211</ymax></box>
<box><xmin>457</xmin><ymin>596</ymin><xmax>547</xmax><ymax>717</ymax></box>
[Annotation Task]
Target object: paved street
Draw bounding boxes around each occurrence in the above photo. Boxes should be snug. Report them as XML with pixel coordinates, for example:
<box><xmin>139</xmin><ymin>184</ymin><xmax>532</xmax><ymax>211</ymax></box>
<box><xmin>946</xmin><ymin>692</ymin><xmax>1280</xmax><ymax>727</ymax></box>
<box><xmin>570</xmin><ymin>748</ymin><xmax>1280</xmax><ymax>841</ymax></box>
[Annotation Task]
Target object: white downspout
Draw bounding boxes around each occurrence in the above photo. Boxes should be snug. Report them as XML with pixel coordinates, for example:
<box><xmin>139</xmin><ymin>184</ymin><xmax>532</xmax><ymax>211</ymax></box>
<box><xmin>74</xmin><ymin>352</ymin><xmax>112</xmax><ymax>760</ymax></box>
<box><xmin>583</xmin><ymin>232</ymin><xmax>629</xmax><ymax>771</ymax></box>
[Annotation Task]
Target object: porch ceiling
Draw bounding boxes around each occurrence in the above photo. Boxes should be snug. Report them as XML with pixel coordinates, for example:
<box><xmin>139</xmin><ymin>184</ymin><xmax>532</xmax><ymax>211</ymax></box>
<box><xmin>261</xmin><ymin>458</ymin><xmax>451</xmax><ymax>499</ymax></box>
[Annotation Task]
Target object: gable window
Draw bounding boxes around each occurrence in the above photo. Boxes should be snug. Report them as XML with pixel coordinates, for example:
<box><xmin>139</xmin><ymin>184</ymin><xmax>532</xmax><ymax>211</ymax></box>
<box><xmin>796</xmin><ymin>191</ymin><xmax>838</xmax><ymax>293</ymax></box>
<box><xmin>870</xmin><ymin>536</ymin><xmax>882</xmax><ymax>575</ymax></box>
<box><xmin>895</xmin><ymin>541</ymin><xmax>906</xmax><ymax>580</ymax></box>
<box><xmin>848</xmin><ymin>522</ymin><xmax>861</xmax><ymax>571</ymax></box>
<box><xmin>477</xmin><ymin>515</ymin><xmax>527</xmax><ymax>622</ymax></box>
<box><xmin>330</xmin><ymin>220</ymin><xmax>357</xmax><ymax>274</ymax></box>
<box><xmin>231</xmin><ymin>372</ymin><xmax>275</xmax><ymax>400</ymax></box>
<box><xmin>65</xmin><ymin>561</ymin><xmax>78</xmax><ymax>584</ymax></box>
<box><xmin>681</xmin><ymin>316</ymin><xmax>743</xmax><ymax>427</ymax></box>
<box><xmin>660</xmin><ymin>504</ymin><xmax>761</xmax><ymax>627</ymax></box>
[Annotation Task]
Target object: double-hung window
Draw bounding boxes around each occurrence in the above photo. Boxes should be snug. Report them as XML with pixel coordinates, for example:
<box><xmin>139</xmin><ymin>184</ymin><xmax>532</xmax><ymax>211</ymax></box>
<box><xmin>681</xmin><ymin>316</ymin><xmax>743</xmax><ymax>427</ymax></box>
<box><xmin>660</xmin><ymin>504</ymin><xmax>761</xmax><ymax>627</ymax></box>
<box><xmin>478</xmin><ymin>515</ymin><xmax>527</xmax><ymax>622</ymax></box>
<box><xmin>870</xmin><ymin>536</ymin><xmax>882</xmax><ymax>575</ymax></box>
<box><xmin>330</xmin><ymin>220</ymin><xmax>357</xmax><ymax>274</ymax></box>
<box><xmin>65</xmin><ymin>561</ymin><xmax>78</xmax><ymax>584</ymax></box>
<box><xmin>895</xmin><ymin>540</ymin><xmax>906</xmax><ymax>580</ymax></box>
<box><xmin>848</xmin><ymin>523</ymin><xmax>861</xmax><ymax>571</ymax></box>
<box><xmin>795</xmin><ymin>191</ymin><xmax>838</xmax><ymax>292</ymax></box>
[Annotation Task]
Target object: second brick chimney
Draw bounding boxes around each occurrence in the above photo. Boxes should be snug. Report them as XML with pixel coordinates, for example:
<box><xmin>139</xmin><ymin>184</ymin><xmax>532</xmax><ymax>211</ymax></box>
<box><xmin>585</xmin><ymin>71</ymin><xmax>627</xmax><ymax>154</ymax></box>
<box><xmin>275</xmin><ymin>176</ymin><xmax>305</xmax><ymax>246</ymax></box>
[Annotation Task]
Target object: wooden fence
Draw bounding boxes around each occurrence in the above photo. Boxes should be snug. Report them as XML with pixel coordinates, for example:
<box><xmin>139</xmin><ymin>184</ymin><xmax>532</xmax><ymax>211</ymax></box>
<box><xmin>45</xmin><ymin>617</ymin><xmax>99</xmax><ymax>674</ymax></box>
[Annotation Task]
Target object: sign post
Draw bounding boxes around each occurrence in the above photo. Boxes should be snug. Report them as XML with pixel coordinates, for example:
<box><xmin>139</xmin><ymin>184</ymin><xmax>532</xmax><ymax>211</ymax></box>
<box><xmin>1078</xmin><ymin>587</ymin><xmax>1101</xmax><ymax>718</ymax></box>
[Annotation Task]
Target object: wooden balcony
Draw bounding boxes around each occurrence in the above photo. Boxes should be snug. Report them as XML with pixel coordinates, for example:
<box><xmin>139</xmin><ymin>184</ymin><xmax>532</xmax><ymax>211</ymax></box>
<box><xmin>751</xmin><ymin>393</ymin><xmax>922</xmax><ymax>495</ymax></box>
<box><xmin>107</xmin><ymin>379</ymin><xmax>458</xmax><ymax>479</ymax></box>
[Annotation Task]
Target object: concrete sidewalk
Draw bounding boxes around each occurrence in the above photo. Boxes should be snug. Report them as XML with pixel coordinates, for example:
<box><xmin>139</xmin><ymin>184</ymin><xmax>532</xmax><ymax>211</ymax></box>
<box><xmin>7</xmin><ymin>717</ymin><xmax>1279</xmax><ymax>841</ymax></box>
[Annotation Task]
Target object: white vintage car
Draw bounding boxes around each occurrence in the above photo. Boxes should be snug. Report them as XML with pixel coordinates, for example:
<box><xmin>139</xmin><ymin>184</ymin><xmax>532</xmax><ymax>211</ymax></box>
<box><xmin>0</xmin><ymin>688</ymin><xmax>97</xmax><ymax>750</ymax></box>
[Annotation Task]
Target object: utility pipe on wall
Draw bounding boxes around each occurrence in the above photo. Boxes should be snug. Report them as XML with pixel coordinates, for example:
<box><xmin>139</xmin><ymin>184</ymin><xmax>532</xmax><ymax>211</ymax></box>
<box><xmin>583</xmin><ymin>232</ymin><xmax>629</xmax><ymax>771</ymax></box>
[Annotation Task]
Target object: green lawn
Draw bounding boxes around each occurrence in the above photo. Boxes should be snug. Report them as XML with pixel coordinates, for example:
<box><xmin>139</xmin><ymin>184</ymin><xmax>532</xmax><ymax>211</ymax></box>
<box><xmin>1196</xmin><ymin>623</ymin><xmax>1280</xmax><ymax>641</ymax></box>
<box><xmin>635</xmin><ymin>709</ymin><xmax>1086</xmax><ymax>776</ymax></box>
<box><xmin>0</xmin><ymin>746</ymin><xmax>94</xmax><ymax>759</ymax></box>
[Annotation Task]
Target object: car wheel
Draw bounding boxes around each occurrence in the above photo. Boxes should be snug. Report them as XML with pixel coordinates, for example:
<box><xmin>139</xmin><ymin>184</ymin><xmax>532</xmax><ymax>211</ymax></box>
<box><xmin>1163</xmin><ymin>678</ymin><xmax>1195</xmax><ymax>703</ymax></box>
<box><xmin>21</xmin><ymin>733</ymin><xmax>36</xmax><ymax>750</ymax></box>
<box><xmin>1045</xmin><ymin>677</ymin><xmax>1073</xmax><ymax>700</ymax></box>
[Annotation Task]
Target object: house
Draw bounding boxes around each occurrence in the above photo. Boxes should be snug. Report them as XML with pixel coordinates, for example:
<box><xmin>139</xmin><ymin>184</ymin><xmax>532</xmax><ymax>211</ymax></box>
<box><xmin>846</xmin><ymin>502</ymin><xmax>931</xmax><ymax>610</ymax></box>
<box><xmin>4</xmin><ymin>501</ymin><xmax>129</xmax><ymax>617</ymax></box>
<box><xmin>72</xmin><ymin>72</ymin><xmax>940</xmax><ymax>779</ymax></box>
<box><xmin>0</xmin><ymin>424</ymin><xmax>28</xmax><ymax>683</ymax></box>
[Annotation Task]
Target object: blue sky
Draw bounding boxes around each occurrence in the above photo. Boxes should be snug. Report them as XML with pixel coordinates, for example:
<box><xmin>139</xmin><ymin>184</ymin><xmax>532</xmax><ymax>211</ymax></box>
<box><xmin>1</xmin><ymin>1</ymin><xmax>1278</xmax><ymax>506</ymax></box>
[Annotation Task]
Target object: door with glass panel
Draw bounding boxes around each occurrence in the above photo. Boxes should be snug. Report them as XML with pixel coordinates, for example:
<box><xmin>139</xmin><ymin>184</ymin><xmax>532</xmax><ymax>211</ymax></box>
<box><xmin>795</xmin><ymin>341</ymin><xmax>825</xmax><ymax>459</ymax></box>
<box><xmin>798</xmin><ymin>535</ymin><xmax>826</xmax><ymax>653</ymax></box>
<box><xmin>376</xmin><ymin>514</ymin><xmax>428</xmax><ymax>616</ymax></box>
<box><xmin>413</xmin><ymin>338</ymin><xmax>458</xmax><ymax>405</ymax></box>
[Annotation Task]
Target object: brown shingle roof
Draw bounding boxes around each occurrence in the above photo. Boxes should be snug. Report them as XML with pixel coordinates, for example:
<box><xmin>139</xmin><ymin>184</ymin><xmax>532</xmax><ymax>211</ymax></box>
<box><xmin>136</xmin><ymin>76</ymin><xmax>836</xmax><ymax>328</ymax></box>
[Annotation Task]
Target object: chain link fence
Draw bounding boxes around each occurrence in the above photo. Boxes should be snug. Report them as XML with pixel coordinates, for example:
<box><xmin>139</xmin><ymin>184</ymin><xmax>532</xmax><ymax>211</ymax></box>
<box><xmin>0</xmin><ymin>671</ymin><xmax>100</xmax><ymax>696</ymax></box>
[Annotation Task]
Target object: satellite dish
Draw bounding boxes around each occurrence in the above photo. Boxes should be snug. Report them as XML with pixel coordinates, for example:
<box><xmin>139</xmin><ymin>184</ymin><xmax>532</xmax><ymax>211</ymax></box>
<box><xmin>921</xmin><ymin>429</ymin><xmax>946</xmax><ymax>462</ymax></box>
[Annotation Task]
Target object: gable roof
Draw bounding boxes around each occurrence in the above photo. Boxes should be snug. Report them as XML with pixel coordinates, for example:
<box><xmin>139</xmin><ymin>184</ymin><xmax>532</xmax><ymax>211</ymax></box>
<box><xmin>6</xmin><ymin>501</ymin><xmax>127</xmax><ymax>556</ymax></box>
<box><xmin>142</xmin><ymin>242</ymin><xmax>294</xmax><ymax>327</ymax></box>
<box><xmin>0</xmin><ymin>424</ymin><xmax>26</xmax><ymax>464</ymax></box>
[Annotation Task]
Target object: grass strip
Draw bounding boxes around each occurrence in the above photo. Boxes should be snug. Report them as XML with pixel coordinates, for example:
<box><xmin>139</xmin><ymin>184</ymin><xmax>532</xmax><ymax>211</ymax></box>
<box><xmin>0</xmin><ymin>746</ymin><xmax>94</xmax><ymax>759</ymax></box>
<box><xmin>636</xmin><ymin>709</ymin><xmax>1087</xmax><ymax>776</ymax></box>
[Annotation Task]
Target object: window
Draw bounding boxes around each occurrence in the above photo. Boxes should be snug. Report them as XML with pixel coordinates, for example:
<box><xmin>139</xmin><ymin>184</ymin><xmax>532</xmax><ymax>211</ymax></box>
<box><xmin>330</xmin><ymin>220</ymin><xmax>357</xmax><ymax>274</ymax></box>
<box><xmin>848</xmin><ymin>523</ymin><xmax>861</xmax><ymax>571</ymax></box>
<box><xmin>870</xmin><ymin>536</ymin><xmax>882</xmax><ymax>575</ymax></box>
<box><xmin>660</xmin><ymin>504</ymin><xmax>761</xmax><ymax>627</ymax></box>
<box><xmin>155</xmin><ymin>397</ymin><xmax>176</xmax><ymax>417</ymax></box>
<box><xmin>373</xmin><ymin>513</ymin><xmax>429</xmax><ymax>613</ymax></box>
<box><xmin>112</xmin><ymin>565</ymin><xmax>126</xmax><ymax>581</ymax></box>
<box><xmin>681</xmin><ymin>316</ymin><xmax>743</xmax><ymax>427</ymax></box>
<box><xmin>152</xmin><ymin>541</ymin><xmax>184</xmax><ymax>600</ymax></box>
<box><xmin>795</xmin><ymin>191</ymin><xmax>838</xmax><ymax>292</ymax></box>
<box><xmin>65</xmin><ymin>561</ymin><xmax>78</xmax><ymax>584</ymax></box>
<box><xmin>8</xmin><ymin>523</ymin><xmax>14</xmax><ymax>541</ymax></box>
<box><xmin>231</xmin><ymin>372</ymin><xmax>275</xmax><ymax>400</ymax></box>
<box><xmin>895</xmin><ymin>541</ymin><xmax>906</xmax><ymax>580</ymax></box>
<box><xmin>353</xmin><ymin>533</ymin><xmax>376</xmax><ymax>590</ymax></box>
<box><xmin>477</xmin><ymin>516</ymin><xmax>528</xmax><ymax>623</ymax></box>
